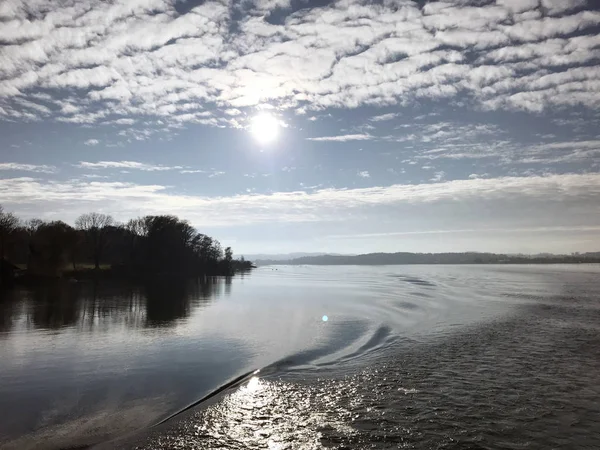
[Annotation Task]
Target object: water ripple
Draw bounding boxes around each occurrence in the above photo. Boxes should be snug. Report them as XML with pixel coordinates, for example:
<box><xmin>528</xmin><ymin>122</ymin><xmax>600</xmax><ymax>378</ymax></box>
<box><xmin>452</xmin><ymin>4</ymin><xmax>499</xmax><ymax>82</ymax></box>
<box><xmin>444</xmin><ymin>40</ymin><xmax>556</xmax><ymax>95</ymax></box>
<box><xmin>128</xmin><ymin>291</ymin><xmax>600</xmax><ymax>449</ymax></box>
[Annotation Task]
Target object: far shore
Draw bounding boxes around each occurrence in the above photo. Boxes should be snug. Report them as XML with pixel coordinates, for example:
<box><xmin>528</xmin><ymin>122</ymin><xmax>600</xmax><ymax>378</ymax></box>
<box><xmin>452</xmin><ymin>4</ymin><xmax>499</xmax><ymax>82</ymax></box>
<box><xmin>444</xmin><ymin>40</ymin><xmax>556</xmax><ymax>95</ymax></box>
<box><xmin>254</xmin><ymin>251</ymin><xmax>600</xmax><ymax>266</ymax></box>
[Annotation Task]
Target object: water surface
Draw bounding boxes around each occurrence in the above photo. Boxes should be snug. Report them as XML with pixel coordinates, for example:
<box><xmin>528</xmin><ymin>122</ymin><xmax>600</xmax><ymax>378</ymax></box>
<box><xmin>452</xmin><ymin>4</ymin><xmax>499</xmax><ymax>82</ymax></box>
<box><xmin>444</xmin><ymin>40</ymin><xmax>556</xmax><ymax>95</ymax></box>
<box><xmin>1</xmin><ymin>265</ymin><xmax>599</xmax><ymax>449</ymax></box>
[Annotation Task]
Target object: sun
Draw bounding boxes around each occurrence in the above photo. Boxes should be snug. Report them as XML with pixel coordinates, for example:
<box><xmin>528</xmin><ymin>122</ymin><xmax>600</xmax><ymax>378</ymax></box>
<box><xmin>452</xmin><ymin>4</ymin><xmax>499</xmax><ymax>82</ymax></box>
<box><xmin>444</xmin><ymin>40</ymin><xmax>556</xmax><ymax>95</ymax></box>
<box><xmin>250</xmin><ymin>113</ymin><xmax>280</xmax><ymax>145</ymax></box>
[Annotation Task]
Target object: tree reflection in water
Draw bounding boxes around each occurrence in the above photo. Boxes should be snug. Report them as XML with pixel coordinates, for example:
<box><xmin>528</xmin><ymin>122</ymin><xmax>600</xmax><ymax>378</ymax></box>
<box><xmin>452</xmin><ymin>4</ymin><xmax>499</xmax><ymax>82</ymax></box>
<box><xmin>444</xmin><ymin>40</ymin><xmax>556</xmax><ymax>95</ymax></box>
<box><xmin>144</xmin><ymin>277</ymin><xmax>224</xmax><ymax>327</ymax></box>
<box><xmin>0</xmin><ymin>289</ymin><xmax>20</xmax><ymax>334</ymax></box>
<box><xmin>31</xmin><ymin>283</ymin><xmax>79</xmax><ymax>330</ymax></box>
<box><xmin>0</xmin><ymin>277</ymin><xmax>231</xmax><ymax>334</ymax></box>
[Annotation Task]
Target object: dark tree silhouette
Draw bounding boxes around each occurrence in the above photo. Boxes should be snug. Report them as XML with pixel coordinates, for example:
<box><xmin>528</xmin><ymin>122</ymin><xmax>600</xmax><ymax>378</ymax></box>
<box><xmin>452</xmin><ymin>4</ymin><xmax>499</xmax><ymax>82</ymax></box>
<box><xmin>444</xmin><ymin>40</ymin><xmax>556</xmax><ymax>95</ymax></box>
<box><xmin>141</xmin><ymin>215</ymin><xmax>226</xmax><ymax>275</ymax></box>
<box><xmin>0</xmin><ymin>210</ymin><xmax>253</xmax><ymax>282</ymax></box>
<box><xmin>124</xmin><ymin>217</ymin><xmax>148</xmax><ymax>266</ymax></box>
<box><xmin>0</xmin><ymin>205</ymin><xmax>19</xmax><ymax>261</ymax></box>
<box><xmin>224</xmin><ymin>247</ymin><xmax>233</xmax><ymax>264</ymax></box>
<box><xmin>28</xmin><ymin>221</ymin><xmax>78</xmax><ymax>276</ymax></box>
<box><xmin>75</xmin><ymin>212</ymin><xmax>114</xmax><ymax>270</ymax></box>
<box><xmin>24</xmin><ymin>218</ymin><xmax>44</xmax><ymax>235</ymax></box>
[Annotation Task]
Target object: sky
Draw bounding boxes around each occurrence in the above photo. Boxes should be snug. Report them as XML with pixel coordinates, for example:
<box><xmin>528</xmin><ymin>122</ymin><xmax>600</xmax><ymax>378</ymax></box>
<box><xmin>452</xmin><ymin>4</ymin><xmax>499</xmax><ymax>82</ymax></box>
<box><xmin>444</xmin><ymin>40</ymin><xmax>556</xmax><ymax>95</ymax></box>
<box><xmin>1</xmin><ymin>0</ymin><xmax>600</xmax><ymax>255</ymax></box>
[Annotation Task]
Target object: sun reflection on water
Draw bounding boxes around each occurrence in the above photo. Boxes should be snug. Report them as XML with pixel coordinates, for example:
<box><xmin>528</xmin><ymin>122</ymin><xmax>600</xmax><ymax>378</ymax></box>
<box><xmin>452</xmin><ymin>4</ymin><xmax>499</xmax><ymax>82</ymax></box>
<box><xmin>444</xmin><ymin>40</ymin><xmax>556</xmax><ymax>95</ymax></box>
<box><xmin>141</xmin><ymin>375</ymin><xmax>364</xmax><ymax>449</ymax></box>
<box><xmin>244</xmin><ymin>376</ymin><xmax>261</xmax><ymax>393</ymax></box>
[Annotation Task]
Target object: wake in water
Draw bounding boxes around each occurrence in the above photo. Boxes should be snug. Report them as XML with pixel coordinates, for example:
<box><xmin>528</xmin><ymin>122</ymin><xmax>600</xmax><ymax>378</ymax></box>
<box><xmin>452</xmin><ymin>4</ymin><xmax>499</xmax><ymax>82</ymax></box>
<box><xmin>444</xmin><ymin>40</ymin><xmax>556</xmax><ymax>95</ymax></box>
<box><xmin>112</xmin><ymin>289</ymin><xmax>600</xmax><ymax>449</ymax></box>
<box><xmin>104</xmin><ymin>266</ymin><xmax>600</xmax><ymax>450</ymax></box>
<box><xmin>145</xmin><ymin>323</ymin><xmax>397</xmax><ymax>429</ymax></box>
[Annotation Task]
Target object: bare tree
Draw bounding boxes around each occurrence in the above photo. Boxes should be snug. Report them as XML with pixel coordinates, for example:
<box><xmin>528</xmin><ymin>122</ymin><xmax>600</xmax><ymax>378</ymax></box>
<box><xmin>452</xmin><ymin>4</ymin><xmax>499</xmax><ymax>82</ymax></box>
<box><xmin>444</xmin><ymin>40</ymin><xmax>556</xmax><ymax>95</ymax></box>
<box><xmin>0</xmin><ymin>205</ymin><xmax>19</xmax><ymax>261</ymax></box>
<box><xmin>24</xmin><ymin>218</ymin><xmax>44</xmax><ymax>238</ymax></box>
<box><xmin>124</xmin><ymin>217</ymin><xmax>148</xmax><ymax>265</ymax></box>
<box><xmin>75</xmin><ymin>212</ymin><xmax>114</xmax><ymax>269</ymax></box>
<box><xmin>23</xmin><ymin>218</ymin><xmax>45</xmax><ymax>267</ymax></box>
<box><xmin>125</xmin><ymin>217</ymin><xmax>149</xmax><ymax>238</ymax></box>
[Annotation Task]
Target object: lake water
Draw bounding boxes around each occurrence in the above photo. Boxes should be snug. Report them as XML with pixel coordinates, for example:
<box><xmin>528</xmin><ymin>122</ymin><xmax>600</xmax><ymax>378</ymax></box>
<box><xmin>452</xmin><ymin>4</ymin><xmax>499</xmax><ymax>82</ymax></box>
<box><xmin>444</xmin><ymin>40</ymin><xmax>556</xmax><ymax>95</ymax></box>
<box><xmin>1</xmin><ymin>265</ymin><xmax>600</xmax><ymax>449</ymax></box>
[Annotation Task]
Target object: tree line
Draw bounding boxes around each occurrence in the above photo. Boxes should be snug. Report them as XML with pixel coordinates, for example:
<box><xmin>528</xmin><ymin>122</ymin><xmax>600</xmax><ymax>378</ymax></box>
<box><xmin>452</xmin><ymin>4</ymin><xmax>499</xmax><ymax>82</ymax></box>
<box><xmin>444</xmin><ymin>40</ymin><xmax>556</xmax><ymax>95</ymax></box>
<box><xmin>0</xmin><ymin>205</ymin><xmax>252</xmax><ymax>283</ymax></box>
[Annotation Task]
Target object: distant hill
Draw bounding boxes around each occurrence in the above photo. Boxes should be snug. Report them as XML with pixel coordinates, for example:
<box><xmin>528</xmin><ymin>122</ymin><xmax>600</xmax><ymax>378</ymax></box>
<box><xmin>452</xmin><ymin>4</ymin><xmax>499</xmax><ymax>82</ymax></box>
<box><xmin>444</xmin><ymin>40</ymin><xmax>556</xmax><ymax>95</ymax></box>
<box><xmin>243</xmin><ymin>252</ymin><xmax>347</xmax><ymax>262</ymax></box>
<box><xmin>255</xmin><ymin>252</ymin><xmax>600</xmax><ymax>266</ymax></box>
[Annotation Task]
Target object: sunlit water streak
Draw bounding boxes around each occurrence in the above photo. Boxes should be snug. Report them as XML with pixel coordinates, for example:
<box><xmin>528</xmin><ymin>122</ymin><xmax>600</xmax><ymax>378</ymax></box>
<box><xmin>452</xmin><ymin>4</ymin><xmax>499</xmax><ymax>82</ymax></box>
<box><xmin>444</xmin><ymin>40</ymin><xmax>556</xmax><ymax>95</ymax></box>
<box><xmin>1</xmin><ymin>265</ymin><xmax>600</xmax><ymax>449</ymax></box>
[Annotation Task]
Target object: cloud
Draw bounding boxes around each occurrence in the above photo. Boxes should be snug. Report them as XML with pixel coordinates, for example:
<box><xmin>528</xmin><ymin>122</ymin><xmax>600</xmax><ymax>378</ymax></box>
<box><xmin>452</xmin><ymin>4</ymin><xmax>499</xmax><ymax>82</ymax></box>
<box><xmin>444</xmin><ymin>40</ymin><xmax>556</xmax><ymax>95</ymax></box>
<box><xmin>370</xmin><ymin>113</ymin><xmax>399</xmax><ymax>122</ymax></box>
<box><xmin>84</xmin><ymin>139</ymin><xmax>100</xmax><ymax>146</ymax></box>
<box><xmin>76</xmin><ymin>161</ymin><xmax>183</xmax><ymax>172</ymax></box>
<box><xmin>105</xmin><ymin>118</ymin><xmax>136</xmax><ymax>125</ymax></box>
<box><xmin>179</xmin><ymin>169</ymin><xmax>206</xmax><ymax>174</ymax></box>
<box><xmin>328</xmin><ymin>225</ymin><xmax>600</xmax><ymax>240</ymax></box>
<box><xmin>541</xmin><ymin>0</ymin><xmax>587</xmax><ymax>15</ymax></box>
<box><xmin>514</xmin><ymin>140</ymin><xmax>600</xmax><ymax>164</ymax></box>
<box><xmin>413</xmin><ymin>137</ymin><xmax>600</xmax><ymax>166</ymax></box>
<box><xmin>358</xmin><ymin>171</ymin><xmax>370</xmax><ymax>178</ymax></box>
<box><xmin>468</xmin><ymin>173</ymin><xmax>489</xmax><ymax>179</ymax></box>
<box><xmin>2</xmin><ymin>173</ymin><xmax>600</xmax><ymax>227</ymax></box>
<box><xmin>417</xmin><ymin>122</ymin><xmax>502</xmax><ymax>143</ymax></box>
<box><xmin>496</xmin><ymin>0</ymin><xmax>539</xmax><ymax>13</ymax></box>
<box><xmin>81</xmin><ymin>174</ymin><xmax>108</xmax><ymax>179</ymax></box>
<box><xmin>1</xmin><ymin>0</ymin><xmax>599</xmax><ymax>127</ymax></box>
<box><xmin>0</xmin><ymin>163</ymin><xmax>56</xmax><ymax>173</ymax></box>
<box><xmin>75</xmin><ymin>161</ymin><xmax>227</xmax><ymax>177</ymax></box>
<box><xmin>430</xmin><ymin>171</ymin><xmax>446</xmax><ymax>182</ymax></box>
<box><xmin>307</xmin><ymin>134</ymin><xmax>373</xmax><ymax>142</ymax></box>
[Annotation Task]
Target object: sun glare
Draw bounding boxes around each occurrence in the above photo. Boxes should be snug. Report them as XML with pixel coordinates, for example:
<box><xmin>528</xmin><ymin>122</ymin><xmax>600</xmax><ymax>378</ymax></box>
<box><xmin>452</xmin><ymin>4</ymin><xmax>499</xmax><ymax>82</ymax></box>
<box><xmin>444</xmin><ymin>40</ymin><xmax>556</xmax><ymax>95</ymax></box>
<box><xmin>250</xmin><ymin>113</ymin><xmax>280</xmax><ymax>145</ymax></box>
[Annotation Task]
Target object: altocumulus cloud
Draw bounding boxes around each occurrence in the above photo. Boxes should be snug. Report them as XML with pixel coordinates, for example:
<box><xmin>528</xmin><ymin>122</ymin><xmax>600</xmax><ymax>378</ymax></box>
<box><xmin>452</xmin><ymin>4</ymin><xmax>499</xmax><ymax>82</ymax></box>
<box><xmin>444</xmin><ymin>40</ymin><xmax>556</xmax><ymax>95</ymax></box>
<box><xmin>307</xmin><ymin>134</ymin><xmax>374</xmax><ymax>142</ymax></box>
<box><xmin>0</xmin><ymin>163</ymin><xmax>56</xmax><ymax>173</ymax></box>
<box><xmin>76</xmin><ymin>161</ymin><xmax>184</xmax><ymax>172</ymax></box>
<box><xmin>0</xmin><ymin>0</ymin><xmax>599</xmax><ymax>127</ymax></box>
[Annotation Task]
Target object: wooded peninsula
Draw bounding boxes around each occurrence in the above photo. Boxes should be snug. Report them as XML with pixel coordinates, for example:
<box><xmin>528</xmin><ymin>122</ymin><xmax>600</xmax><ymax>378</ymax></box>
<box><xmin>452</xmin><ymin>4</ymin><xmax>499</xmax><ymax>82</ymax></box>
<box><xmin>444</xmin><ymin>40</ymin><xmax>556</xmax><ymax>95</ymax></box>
<box><xmin>0</xmin><ymin>205</ymin><xmax>253</xmax><ymax>285</ymax></box>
